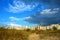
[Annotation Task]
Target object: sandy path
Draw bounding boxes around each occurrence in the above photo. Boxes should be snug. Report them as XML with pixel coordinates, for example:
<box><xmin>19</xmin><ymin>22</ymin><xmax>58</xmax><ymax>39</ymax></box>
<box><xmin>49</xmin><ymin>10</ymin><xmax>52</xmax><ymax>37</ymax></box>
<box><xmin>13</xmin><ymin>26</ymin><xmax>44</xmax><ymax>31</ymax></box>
<box><xmin>28</xmin><ymin>33</ymin><xmax>40</xmax><ymax>40</ymax></box>
<box><xmin>28</xmin><ymin>33</ymin><xmax>60</xmax><ymax>40</ymax></box>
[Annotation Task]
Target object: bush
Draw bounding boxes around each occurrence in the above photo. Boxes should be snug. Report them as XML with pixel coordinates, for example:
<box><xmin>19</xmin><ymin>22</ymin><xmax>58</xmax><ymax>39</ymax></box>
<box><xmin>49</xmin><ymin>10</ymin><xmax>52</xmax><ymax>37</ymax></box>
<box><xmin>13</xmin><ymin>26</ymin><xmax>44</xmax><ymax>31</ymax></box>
<box><xmin>52</xmin><ymin>26</ymin><xmax>57</xmax><ymax>30</ymax></box>
<box><xmin>26</xmin><ymin>28</ymin><xmax>31</xmax><ymax>31</ymax></box>
<box><xmin>0</xmin><ymin>27</ymin><xmax>29</xmax><ymax>40</ymax></box>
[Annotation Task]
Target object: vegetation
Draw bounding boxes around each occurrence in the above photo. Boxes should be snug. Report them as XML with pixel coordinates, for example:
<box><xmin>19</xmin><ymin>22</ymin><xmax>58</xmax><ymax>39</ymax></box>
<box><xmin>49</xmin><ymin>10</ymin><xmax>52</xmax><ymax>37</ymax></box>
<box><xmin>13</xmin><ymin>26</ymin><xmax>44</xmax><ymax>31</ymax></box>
<box><xmin>0</xmin><ymin>27</ymin><xmax>28</xmax><ymax>40</ymax></box>
<box><xmin>26</xmin><ymin>28</ymin><xmax>31</xmax><ymax>31</ymax></box>
<box><xmin>0</xmin><ymin>26</ymin><xmax>60</xmax><ymax>40</ymax></box>
<box><xmin>52</xmin><ymin>26</ymin><xmax>57</xmax><ymax>30</ymax></box>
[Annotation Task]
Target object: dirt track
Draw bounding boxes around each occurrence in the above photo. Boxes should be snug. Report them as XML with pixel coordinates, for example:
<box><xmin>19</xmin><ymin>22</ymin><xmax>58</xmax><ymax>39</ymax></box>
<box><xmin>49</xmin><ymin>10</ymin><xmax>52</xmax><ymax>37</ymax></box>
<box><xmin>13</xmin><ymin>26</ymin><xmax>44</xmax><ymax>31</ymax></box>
<box><xmin>28</xmin><ymin>33</ymin><xmax>60</xmax><ymax>40</ymax></box>
<box><xmin>28</xmin><ymin>33</ymin><xmax>40</xmax><ymax>40</ymax></box>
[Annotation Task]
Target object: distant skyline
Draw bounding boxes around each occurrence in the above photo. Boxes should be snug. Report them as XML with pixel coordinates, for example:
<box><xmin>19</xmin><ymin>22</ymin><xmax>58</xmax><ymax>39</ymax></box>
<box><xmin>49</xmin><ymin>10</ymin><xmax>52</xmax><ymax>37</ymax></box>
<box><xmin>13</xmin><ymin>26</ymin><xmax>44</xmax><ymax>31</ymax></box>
<box><xmin>0</xmin><ymin>0</ymin><xmax>60</xmax><ymax>26</ymax></box>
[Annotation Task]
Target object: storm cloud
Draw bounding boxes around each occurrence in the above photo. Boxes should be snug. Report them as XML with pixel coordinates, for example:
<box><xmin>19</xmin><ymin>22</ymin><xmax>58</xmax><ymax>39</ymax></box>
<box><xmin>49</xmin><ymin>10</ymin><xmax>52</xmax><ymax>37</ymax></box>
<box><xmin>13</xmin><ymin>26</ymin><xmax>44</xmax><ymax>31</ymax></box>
<box><xmin>23</xmin><ymin>0</ymin><xmax>60</xmax><ymax>26</ymax></box>
<box><xmin>24</xmin><ymin>8</ymin><xmax>60</xmax><ymax>26</ymax></box>
<box><xmin>20</xmin><ymin>0</ymin><xmax>60</xmax><ymax>7</ymax></box>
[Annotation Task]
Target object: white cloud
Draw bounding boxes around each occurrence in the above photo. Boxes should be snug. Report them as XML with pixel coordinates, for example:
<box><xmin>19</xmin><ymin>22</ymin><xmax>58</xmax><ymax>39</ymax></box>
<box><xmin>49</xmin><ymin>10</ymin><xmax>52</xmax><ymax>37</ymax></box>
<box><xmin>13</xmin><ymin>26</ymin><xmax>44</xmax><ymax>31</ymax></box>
<box><xmin>8</xmin><ymin>23</ymin><xmax>21</xmax><ymax>27</ymax></box>
<box><xmin>9</xmin><ymin>16</ymin><xmax>20</xmax><ymax>21</ymax></box>
<box><xmin>7</xmin><ymin>0</ymin><xmax>37</xmax><ymax>13</ymax></box>
<box><xmin>53</xmin><ymin>8</ymin><xmax>60</xmax><ymax>10</ymax></box>
<box><xmin>41</xmin><ymin>8</ymin><xmax>59</xmax><ymax>14</ymax></box>
<box><xmin>9</xmin><ymin>16</ymin><xmax>32</xmax><ymax>21</ymax></box>
<box><xmin>7</xmin><ymin>23</ymin><xmax>22</xmax><ymax>30</ymax></box>
<box><xmin>22</xmin><ymin>16</ymin><xmax>31</xmax><ymax>20</ymax></box>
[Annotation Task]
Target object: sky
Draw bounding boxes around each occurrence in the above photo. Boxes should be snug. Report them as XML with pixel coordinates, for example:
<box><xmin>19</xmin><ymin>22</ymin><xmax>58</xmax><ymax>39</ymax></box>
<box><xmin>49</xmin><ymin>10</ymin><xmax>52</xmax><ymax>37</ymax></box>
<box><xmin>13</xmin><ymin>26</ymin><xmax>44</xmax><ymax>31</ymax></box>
<box><xmin>0</xmin><ymin>0</ymin><xmax>60</xmax><ymax>26</ymax></box>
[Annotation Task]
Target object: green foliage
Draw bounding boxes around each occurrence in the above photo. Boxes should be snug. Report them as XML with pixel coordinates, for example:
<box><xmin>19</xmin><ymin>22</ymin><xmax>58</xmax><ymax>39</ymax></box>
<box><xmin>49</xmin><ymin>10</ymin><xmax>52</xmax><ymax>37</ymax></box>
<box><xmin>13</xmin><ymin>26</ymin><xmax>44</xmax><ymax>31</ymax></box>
<box><xmin>26</xmin><ymin>28</ymin><xmax>31</xmax><ymax>31</ymax></box>
<box><xmin>52</xmin><ymin>26</ymin><xmax>57</xmax><ymax>30</ymax></box>
<box><xmin>0</xmin><ymin>26</ymin><xmax>6</xmax><ymax>31</ymax></box>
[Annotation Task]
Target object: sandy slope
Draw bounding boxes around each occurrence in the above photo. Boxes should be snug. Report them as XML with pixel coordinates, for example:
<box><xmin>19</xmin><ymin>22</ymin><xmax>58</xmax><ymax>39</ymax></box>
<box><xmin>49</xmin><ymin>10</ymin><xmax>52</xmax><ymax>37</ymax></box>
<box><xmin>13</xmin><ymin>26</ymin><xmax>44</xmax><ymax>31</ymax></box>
<box><xmin>28</xmin><ymin>33</ymin><xmax>60</xmax><ymax>40</ymax></box>
<box><xmin>28</xmin><ymin>33</ymin><xmax>40</xmax><ymax>40</ymax></box>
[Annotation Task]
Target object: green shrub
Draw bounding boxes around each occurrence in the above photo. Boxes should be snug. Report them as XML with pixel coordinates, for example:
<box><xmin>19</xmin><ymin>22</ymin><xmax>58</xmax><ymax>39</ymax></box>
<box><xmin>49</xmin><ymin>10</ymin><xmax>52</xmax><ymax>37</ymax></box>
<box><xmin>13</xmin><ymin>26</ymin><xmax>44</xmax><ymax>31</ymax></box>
<box><xmin>52</xmin><ymin>26</ymin><xmax>57</xmax><ymax>30</ymax></box>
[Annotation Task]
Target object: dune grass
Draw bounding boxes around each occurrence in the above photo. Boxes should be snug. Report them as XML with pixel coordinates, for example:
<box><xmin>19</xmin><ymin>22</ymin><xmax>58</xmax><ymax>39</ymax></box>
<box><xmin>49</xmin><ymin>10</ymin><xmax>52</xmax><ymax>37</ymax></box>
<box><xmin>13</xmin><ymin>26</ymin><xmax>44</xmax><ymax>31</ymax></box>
<box><xmin>0</xmin><ymin>27</ymin><xmax>60</xmax><ymax>40</ymax></box>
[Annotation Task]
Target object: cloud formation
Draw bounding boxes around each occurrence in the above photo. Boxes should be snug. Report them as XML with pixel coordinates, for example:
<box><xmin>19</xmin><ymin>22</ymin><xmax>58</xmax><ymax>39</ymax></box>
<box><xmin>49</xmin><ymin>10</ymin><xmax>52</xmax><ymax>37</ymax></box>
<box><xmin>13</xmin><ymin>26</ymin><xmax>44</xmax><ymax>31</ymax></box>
<box><xmin>24</xmin><ymin>8</ymin><xmax>60</xmax><ymax>26</ymax></box>
<box><xmin>41</xmin><ymin>8</ymin><xmax>59</xmax><ymax>14</ymax></box>
<box><xmin>9</xmin><ymin>16</ymin><xmax>20</xmax><ymax>21</ymax></box>
<box><xmin>20</xmin><ymin>0</ymin><xmax>60</xmax><ymax>8</ymax></box>
<box><xmin>7</xmin><ymin>23</ymin><xmax>21</xmax><ymax>27</ymax></box>
<box><xmin>9</xmin><ymin>16</ymin><xmax>31</xmax><ymax>21</ymax></box>
<box><xmin>7</xmin><ymin>0</ymin><xmax>37</xmax><ymax>13</ymax></box>
<box><xmin>5</xmin><ymin>0</ymin><xmax>60</xmax><ymax>26</ymax></box>
<box><xmin>7</xmin><ymin>0</ymin><xmax>60</xmax><ymax>13</ymax></box>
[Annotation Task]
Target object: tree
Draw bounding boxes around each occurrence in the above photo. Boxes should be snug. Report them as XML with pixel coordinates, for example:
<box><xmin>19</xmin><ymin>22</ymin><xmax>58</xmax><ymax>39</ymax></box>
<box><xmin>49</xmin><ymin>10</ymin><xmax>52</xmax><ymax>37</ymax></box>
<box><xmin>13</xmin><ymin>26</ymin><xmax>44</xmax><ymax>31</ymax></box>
<box><xmin>52</xmin><ymin>26</ymin><xmax>57</xmax><ymax>30</ymax></box>
<box><xmin>0</xmin><ymin>26</ymin><xmax>6</xmax><ymax>30</ymax></box>
<box><xmin>26</xmin><ymin>28</ymin><xmax>30</xmax><ymax>31</ymax></box>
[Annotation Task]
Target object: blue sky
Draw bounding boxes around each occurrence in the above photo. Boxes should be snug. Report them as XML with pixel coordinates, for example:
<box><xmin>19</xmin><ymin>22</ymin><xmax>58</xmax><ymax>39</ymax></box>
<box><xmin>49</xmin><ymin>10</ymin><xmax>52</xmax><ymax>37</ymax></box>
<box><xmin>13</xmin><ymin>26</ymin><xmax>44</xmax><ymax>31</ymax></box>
<box><xmin>0</xmin><ymin>0</ymin><xmax>60</xmax><ymax>26</ymax></box>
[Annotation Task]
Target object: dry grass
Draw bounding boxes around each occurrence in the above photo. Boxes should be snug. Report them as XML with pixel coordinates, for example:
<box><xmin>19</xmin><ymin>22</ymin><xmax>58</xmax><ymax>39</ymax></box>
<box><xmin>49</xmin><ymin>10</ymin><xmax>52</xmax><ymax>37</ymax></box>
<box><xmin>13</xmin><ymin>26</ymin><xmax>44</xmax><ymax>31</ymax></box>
<box><xmin>0</xmin><ymin>27</ymin><xmax>60</xmax><ymax>40</ymax></box>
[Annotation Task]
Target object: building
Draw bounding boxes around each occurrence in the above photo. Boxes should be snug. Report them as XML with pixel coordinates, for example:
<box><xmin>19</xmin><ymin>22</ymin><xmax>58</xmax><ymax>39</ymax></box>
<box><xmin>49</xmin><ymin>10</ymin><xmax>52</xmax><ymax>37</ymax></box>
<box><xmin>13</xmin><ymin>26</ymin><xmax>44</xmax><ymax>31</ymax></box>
<box><xmin>35</xmin><ymin>24</ymin><xmax>60</xmax><ymax>30</ymax></box>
